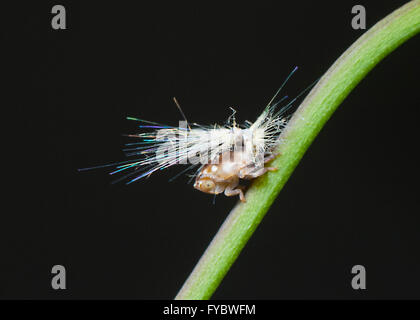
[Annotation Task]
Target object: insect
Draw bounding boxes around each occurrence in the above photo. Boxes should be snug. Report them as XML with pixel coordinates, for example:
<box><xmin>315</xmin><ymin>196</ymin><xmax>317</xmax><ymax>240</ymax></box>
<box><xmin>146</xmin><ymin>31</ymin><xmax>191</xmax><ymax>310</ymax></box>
<box><xmin>80</xmin><ymin>67</ymin><xmax>314</xmax><ymax>202</ymax></box>
<box><xmin>193</xmin><ymin>150</ymin><xmax>278</xmax><ymax>202</ymax></box>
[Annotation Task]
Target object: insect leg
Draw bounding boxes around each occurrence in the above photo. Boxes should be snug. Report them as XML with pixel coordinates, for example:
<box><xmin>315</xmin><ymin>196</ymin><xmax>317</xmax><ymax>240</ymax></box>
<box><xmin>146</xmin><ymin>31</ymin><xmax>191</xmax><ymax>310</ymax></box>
<box><xmin>264</xmin><ymin>152</ymin><xmax>281</xmax><ymax>163</ymax></box>
<box><xmin>224</xmin><ymin>186</ymin><xmax>246</xmax><ymax>202</ymax></box>
<box><xmin>240</xmin><ymin>166</ymin><xmax>277</xmax><ymax>180</ymax></box>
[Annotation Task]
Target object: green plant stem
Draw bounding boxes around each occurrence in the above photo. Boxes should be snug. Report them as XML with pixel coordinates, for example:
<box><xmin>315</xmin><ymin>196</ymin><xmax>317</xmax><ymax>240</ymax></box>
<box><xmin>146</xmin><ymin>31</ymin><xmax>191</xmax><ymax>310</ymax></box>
<box><xmin>175</xmin><ymin>1</ymin><xmax>420</xmax><ymax>300</ymax></box>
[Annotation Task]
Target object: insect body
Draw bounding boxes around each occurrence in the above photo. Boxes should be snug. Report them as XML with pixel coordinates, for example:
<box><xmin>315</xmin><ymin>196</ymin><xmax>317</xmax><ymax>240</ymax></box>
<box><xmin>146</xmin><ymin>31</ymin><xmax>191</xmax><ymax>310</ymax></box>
<box><xmin>194</xmin><ymin>150</ymin><xmax>278</xmax><ymax>202</ymax></box>
<box><xmin>79</xmin><ymin>67</ymin><xmax>315</xmax><ymax>202</ymax></box>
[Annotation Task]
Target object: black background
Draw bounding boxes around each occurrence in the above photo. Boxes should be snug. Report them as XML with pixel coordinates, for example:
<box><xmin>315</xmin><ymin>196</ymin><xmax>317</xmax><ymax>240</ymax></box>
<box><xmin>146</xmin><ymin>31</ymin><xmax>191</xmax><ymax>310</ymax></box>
<box><xmin>3</xmin><ymin>0</ymin><xmax>420</xmax><ymax>299</ymax></box>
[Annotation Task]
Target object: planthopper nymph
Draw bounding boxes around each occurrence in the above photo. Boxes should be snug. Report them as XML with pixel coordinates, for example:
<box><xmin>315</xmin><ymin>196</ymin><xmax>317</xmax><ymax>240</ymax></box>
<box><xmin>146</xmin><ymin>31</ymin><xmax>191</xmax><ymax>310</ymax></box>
<box><xmin>79</xmin><ymin>66</ymin><xmax>313</xmax><ymax>202</ymax></box>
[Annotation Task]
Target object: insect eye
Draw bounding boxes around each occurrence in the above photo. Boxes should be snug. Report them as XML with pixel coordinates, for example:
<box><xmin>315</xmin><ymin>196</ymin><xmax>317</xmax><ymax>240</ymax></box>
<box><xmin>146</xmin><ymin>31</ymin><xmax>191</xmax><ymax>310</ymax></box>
<box><xmin>202</xmin><ymin>180</ymin><xmax>215</xmax><ymax>190</ymax></box>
